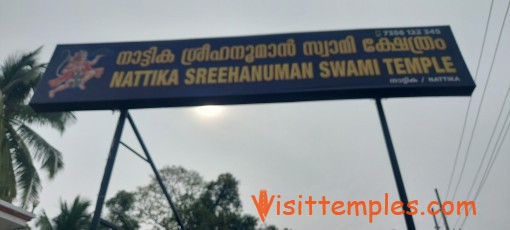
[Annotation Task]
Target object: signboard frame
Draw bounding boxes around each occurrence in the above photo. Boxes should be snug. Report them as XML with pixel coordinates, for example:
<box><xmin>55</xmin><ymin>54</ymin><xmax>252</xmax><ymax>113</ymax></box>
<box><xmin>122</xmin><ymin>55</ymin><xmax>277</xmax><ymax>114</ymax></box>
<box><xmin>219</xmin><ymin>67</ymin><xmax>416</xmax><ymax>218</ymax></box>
<box><xmin>30</xmin><ymin>25</ymin><xmax>475</xmax><ymax>112</ymax></box>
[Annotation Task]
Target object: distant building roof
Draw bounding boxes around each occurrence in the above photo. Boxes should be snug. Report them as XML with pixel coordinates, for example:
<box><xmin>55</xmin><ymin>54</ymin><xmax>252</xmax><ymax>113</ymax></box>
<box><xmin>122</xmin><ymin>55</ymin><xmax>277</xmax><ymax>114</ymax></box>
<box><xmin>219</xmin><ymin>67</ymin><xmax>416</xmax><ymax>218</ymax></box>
<box><xmin>0</xmin><ymin>199</ymin><xmax>35</xmax><ymax>230</ymax></box>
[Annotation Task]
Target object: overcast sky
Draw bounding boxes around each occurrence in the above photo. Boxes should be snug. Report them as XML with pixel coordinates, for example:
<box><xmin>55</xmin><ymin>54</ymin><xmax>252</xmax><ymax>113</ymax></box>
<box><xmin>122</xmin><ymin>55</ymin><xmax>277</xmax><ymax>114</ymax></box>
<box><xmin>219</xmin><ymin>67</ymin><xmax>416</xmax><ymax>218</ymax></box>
<box><xmin>1</xmin><ymin>0</ymin><xmax>509</xmax><ymax>229</ymax></box>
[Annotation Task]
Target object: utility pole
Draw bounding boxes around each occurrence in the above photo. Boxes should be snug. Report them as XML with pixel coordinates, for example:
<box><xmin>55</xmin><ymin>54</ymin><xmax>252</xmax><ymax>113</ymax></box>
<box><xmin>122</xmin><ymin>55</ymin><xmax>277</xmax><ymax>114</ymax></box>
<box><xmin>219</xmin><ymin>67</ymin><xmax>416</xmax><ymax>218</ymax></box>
<box><xmin>431</xmin><ymin>207</ymin><xmax>440</xmax><ymax>230</ymax></box>
<box><xmin>435</xmin><ymin>188</ymin><xmax>450</xmax><ymax>230</ymax></box>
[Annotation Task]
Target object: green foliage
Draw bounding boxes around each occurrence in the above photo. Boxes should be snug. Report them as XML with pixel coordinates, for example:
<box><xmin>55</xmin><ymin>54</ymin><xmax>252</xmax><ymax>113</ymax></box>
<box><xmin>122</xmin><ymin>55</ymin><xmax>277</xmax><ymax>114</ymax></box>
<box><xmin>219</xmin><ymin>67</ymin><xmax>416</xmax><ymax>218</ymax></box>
<box><xmin>34</xmin><ymin>166</ymin><xmax>286</xmax><ymax>230</ymax></box>
<box><xmin>133</xmin><ymin>165</ymin><xmax>286</xmax><ymax>230</ymax></box>
<box><xmin>133</xmin><ymin>165</ymin><xmax>203</xmax><ymax>229</ymax></box>
<box><xmin>105</xmin><ymin>190</ymin><xmax>139</xmax><ymax>230</ymax></box>
<box><xmin>36</xmin><ymin>196</ymin><xmax>91</xmax><ymax>230</ymax></box>
<box><xmin>0</xmin><ymin>48</ymin><xmax>75</xmax><ymax>208</ymax></box>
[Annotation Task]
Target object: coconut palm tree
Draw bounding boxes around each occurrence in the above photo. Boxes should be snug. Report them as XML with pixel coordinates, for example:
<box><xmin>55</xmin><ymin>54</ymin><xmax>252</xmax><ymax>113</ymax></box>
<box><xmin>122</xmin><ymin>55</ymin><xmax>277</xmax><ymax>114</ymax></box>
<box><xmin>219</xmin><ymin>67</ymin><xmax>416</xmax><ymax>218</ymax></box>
<box><xmin>36</xmin><ymin>196</ymin><xmax>91</xmax><ymax>230</ymax></box>
<box><xmin>0</xmin><ymin>48</ymin><xmax>75</xmax><ymax>208</ymax></box>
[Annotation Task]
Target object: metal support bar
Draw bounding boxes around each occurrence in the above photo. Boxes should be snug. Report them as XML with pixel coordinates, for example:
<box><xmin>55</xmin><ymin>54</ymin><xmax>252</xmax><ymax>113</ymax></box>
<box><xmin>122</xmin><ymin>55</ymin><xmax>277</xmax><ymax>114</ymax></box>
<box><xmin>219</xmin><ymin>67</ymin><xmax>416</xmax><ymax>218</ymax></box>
<box><xmin>120</xmin><ymin>141</ymin><xmax>149</xmax><ymax>162</ymax></box>
<box><xmin>100</xmin><ymin>218</ymin><xmax>125</xmax><ymax>230</ymax></box>
<box><xmin>126</xmin><ymin>112</ymin><xmax>186</xmax><ymax>230</ymax></box>
<box><xmin>375</xmin><ymin>98</ymin><xmax>416</xmax><ymax>230</ymax></box>
<box><xmin>90</xmin><ymin>110</ymin><xmax>128</xmax><ymax>230</ymax></box>
<box><xmin>435</xmin><ymin>188</ymin><xmax>450</xmax><ymax>230</ymax></box>
<box><xmin>432</xmin><ymin>207</ymin><xmax>440</xmax><ymax>230</ymax></box>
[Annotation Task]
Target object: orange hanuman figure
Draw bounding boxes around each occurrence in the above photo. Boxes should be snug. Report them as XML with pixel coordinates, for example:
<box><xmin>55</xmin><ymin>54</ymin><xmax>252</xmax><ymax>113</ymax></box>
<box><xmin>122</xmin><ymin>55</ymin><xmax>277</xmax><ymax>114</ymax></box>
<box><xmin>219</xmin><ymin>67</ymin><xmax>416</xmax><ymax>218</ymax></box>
<box><xmin>48</xmin><ymin>50</ymin><xmax>104</xmax><ymax>98</ymax></box>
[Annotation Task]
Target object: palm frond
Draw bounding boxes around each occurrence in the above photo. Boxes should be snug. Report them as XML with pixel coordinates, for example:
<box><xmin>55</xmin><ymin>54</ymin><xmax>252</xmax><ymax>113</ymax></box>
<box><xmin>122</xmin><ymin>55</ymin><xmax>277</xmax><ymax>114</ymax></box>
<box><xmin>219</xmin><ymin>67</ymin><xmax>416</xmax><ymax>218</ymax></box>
<box><xmin>0</xmin><ymin>47</ymin><xmax>42</xmax><ymax>87</ymax></box>
<box><xmin>6</xmin><ymin>124</ymin><xmax>41</xmax><ymax>208</ymax></box>
<box><xmin>2</xmin><ymin>63</ymin><xmax>44</xmax><ymax>103</ymax></box>
<box><xmin>36</xmin><ymin>211</ymin><xmax>55</xmax><ymax>230</ymax></box>
<box><xmin>69</xmin><ymin>197</ymin><xmax>91</xmax><ymax>225</ymax></box>
<box><xmin>17</xmin><ymin>123</ymin><xmax>64</xmax><ymax>178</ymax></box>
<box><xmin>0</xmin><ymin>137</ymin><xmax>16</xmax><ymax>201</ymax></box>
<box><xmin>0</xmin><ymin>90</ymin><xmax>4</xmax><ymax>143</ymax></box>
<box><xmin>0</xmin><ymin>48</ymin><xmax>75</xmax><ymax>208</ymax></box>
<box><xmin>0</xmin><ymin>47</ymin><xmax>45</xmax><ymax>115</ymax></box>
<box><xmin>0</xmin><ymin>96</ymin><xmax>15</xmax><ymax>201</ymax></box>
<box><xmin>10</xmin><ymin>104</ymin><xmax>76</xmax><ymax>133</ymax></box>
<box><xmin>55</xmin><ymin>196</ymin><xmax>91</xmax><ymax>230</ymax></box>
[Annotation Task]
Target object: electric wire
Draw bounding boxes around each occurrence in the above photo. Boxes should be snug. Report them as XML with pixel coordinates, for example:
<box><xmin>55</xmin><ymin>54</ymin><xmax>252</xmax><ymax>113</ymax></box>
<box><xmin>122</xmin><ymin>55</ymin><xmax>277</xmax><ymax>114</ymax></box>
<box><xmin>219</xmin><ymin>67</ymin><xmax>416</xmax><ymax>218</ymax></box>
<box><xmin>453</xmin><ymin>86</ymin><xmax>510</xmax><ymax>228</ymax></box>
<box><xmin>454</xmin><ymin>2</ymin><xmax>510</xmax><ymax>228</ymax></box>
<box><xmin>445</xmin><ymin>0</ymin><xmax>496</xmax><ymax>200</ymax></box>
<box><xmin>465</xmin><ymin>86</ymin><xmax>510</xmax><ymax>200</ymax></box>
<box><xmin>474</xmin><ymin>114</ymin><xmax>510</xmax><ymax>206</ymax></box>
<box><xmin>449</xmin><ymin>0</ymin><xmax>509</xmax><ymax>202</ymax></box>
<box><xmin>459</xmin><ymin>109</ymin><xmax>510</xmax><ymax>229</ymax></box>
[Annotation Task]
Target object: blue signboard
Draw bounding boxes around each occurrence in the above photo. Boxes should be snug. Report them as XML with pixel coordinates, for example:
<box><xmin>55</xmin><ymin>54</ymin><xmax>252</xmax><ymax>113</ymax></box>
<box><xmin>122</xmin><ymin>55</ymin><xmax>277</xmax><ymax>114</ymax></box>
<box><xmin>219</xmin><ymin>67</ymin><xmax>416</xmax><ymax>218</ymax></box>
<box><xmin>30</xmin><ymin>26</ymin><xmax>475</xmax><ymax>112</ymax></box>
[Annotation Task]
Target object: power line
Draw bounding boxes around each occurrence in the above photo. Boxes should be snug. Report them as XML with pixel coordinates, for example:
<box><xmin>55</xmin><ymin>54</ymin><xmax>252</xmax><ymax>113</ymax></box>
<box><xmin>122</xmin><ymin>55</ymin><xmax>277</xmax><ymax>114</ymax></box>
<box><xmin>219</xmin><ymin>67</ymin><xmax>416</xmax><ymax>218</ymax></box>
<box><xmin>449</xmin><ymin>0</ymin><xmax>510</xmax><ymax>202</ymax></box>
<box><xmin>475</xmin><ymin>112</ymin><xmax>510</xmax><ymax>204</ymax></box>
<box><xmin>445</xmin><ymin>0</ymin><xmax>496</xmax><ymax>200</ymax></box>
<box><xmin>453</xmin><ymin>86</ymin><xmax>510</xmax><ymax>228</ymax></box>
<box><xmin>445</xmin><ymin>93</ymin><xmax>474</xmax><ymax>201</ymax></box>
<box><xmin>449</xmin><ymin>40</ymin><xmax>492</xmax><ymax>202</ymax></box>
<box><xmin>465</xmin><ymin>86</ymin><xmax>510</xmax><ymax>200</ymax></box>
<box><xmin>459</xmin><ymin>109</ymin><xmax>510</xmax><ymax>229</ymax></box>
<box><xmin>455</xmin><ymin>2</ymin><xmax>510</xmax><ymax>228</ymax></box>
